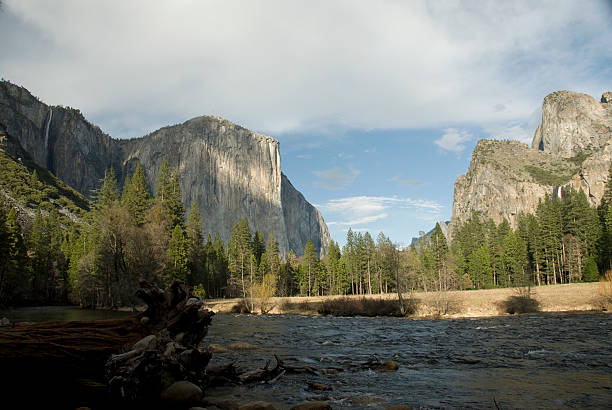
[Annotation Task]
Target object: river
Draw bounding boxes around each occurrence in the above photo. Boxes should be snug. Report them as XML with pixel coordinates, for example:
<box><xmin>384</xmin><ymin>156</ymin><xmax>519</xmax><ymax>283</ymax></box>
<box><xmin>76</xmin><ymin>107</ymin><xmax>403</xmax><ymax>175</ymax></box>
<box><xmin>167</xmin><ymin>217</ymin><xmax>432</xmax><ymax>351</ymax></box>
<box><xmin>2</xmin><ymin>307</ymin><xmax>610</xmax><ymax>408</ymax></box>
<box><xmin>204</xmin><ymin>313</ymin><xmax>612</xmax><ymax>409</ymax></box>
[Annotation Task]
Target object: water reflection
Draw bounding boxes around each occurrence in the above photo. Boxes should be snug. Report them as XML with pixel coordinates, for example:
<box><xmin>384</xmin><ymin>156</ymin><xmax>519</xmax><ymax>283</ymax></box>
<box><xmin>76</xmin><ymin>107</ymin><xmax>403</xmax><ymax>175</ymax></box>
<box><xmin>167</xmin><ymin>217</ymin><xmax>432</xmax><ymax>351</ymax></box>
<box><xmin>0</xmin><ymin>306</ymin><xmax>132</xmax><ymax>322</ymax></box>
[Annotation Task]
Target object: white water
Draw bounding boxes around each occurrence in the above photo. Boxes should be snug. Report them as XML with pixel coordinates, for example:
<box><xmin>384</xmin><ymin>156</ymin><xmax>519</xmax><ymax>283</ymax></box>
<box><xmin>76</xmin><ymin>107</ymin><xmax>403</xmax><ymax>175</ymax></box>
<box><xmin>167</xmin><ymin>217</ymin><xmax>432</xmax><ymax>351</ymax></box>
<box><xmin>44</xmin><ymin>108</ymin><xmax>52</xmax><ymax>152</ymax></box>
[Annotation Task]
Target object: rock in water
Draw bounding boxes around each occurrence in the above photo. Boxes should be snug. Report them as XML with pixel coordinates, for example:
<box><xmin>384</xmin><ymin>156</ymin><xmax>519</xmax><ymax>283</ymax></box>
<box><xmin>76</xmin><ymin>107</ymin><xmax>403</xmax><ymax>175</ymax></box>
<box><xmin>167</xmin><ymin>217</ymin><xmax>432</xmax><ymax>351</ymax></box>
<box><xmin>381</xmin><ymin>360</ymin><xmax>399</xmax><ymax>371</ymax></box>
<box><xmin>0</xmin><ymin>81</ymin><xmax>331</xmax><ymax>257</ymax></box>
<box><xmin>160</xmin><ymin>380</ymin><xmax>203</xmax><ymax>406</ymax></box>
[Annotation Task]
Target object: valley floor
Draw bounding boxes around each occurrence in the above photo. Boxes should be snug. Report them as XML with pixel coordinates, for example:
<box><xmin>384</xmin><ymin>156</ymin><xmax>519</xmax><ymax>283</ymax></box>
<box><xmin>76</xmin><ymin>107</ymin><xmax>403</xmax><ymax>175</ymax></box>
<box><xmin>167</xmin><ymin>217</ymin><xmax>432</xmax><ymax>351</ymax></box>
<box><xmin>203</xmin><ymin>282</ymin><xmax>610</xmax><ymax>318</ymax></box>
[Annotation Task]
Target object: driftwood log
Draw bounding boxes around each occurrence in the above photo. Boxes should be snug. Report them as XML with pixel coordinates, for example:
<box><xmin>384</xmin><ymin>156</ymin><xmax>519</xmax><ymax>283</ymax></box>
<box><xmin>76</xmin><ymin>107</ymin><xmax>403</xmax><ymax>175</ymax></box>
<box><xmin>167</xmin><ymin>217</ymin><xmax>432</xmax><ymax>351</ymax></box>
<box><xmin>0</xmin><ymin>280</ymin><xmax>213</xmax><ymax>409</ymax></box>
<box><xmin>106</xmin><ymin>280</ymin><xmax>214</xmax><ymax>405</ymax></box>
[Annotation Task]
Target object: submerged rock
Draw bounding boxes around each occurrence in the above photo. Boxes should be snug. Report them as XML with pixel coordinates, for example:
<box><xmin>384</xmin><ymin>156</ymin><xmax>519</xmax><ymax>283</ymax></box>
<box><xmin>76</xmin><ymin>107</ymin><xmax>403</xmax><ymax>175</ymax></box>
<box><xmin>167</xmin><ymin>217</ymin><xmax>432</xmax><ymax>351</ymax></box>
<box><xmin>380</xmin><ymin>360</ymin><xmax>399</xmax><ymax>371</ymax></box>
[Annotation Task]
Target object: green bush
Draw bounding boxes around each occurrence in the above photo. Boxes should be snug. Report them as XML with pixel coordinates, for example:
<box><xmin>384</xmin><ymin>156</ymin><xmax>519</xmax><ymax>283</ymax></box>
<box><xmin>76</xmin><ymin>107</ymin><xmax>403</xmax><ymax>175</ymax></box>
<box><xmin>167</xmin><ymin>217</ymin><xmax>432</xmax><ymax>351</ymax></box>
<box><xmin>583</xmin><ymin>257</ymin><xmax>600</xmax><ymax>282</ymax></box>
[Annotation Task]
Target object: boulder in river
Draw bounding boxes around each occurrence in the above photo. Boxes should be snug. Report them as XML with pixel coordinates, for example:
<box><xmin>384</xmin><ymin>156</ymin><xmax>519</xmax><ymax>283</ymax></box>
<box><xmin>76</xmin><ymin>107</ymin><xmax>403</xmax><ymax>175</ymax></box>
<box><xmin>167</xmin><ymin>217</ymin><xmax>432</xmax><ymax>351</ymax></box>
<box><xmin>381</xmin><ymin>360</ymin><xmax>399</xmax><ymax>371</ymax></box>
<box><xmin>160</xmin><ymin>380</ymin><xmax>203</xmax><ymax>405</ymax></box>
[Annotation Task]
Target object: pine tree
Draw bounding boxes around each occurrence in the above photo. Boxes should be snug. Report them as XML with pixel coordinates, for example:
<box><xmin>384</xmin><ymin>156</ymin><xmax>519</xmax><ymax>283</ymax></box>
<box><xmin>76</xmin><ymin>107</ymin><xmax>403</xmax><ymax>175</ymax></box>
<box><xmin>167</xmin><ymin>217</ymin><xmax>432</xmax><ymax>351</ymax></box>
<box><xmin>376</xmin><ymin>232</ymin><xmax>397</xmax><ymax>294</ymax></box>
<box><xmin>583</xmin><ymin>256</ymin><xmax>600</xmax><ymax>282</ymax></box>
<box><xmin>122</xmin><ymin>162</ymin><xmax>151</xmax><ymax>225</ymax></box>
<box><xmin>155</xmin><ymin>158</ymin><xmax>184</xmax><ymax>229</ymax></box>
<box><xmin>28</xmin><ymin>210</ymin><xmax>48</xmax><ymax>301</ymax></box>
<box><xmin>278</xmin><ymin>249</ymin><xmax>298</xmax><ymax>297</ymax></box>
<box><xmin>598</xmin><ymin>163</ymin><xmax>612</xmax><ymax>271</ymax></box>
<box><xmin>211</xmin><ymin>232</ymin><xmax>228</xmax><ymax>298</ymax></box>
<box><xmin>97</xmin><ymin>166</ymin><xmax>120</xmax><ymax>208</ymax></box>
<box><xmin>469</xmin><ymin>245</ymin><xmax>493</xmax><ymax>289</ymax></box>
<box><xmin>1</xmin><ymin>205</ymin><xmax>28</xmax><ymax>304</ymax></box>
<box><xmin>186</xmin><ymin>201</ymin><xmax>206</xmax><ymax>288</ymax></box>
<box><xmin>252</xmin><ymin>230</ymin><xmax>266</xmax><ymax>265</ymax></box>
<box><xmin>563</xmin><ymin>188</ymin><xmax>601</xmax><ymax>260</ymax></box>
<box><xmin>430</xmin><ymin>223</ymin><xmax>449</xmax><ymax>292</ymax></box>
<box><xmin>362</xmin><ymin>232</ymin><xmax>375</xmax><ymax>295</ymax></box>
<box><xmin>167</xmin><ymin>224</ymin><xmax>189</xmax><ymax>282</ymax></box>
<box><xmin>302</xmin><ymin>240</ymin><xmax>318</xmax><ymax>296</ymax></box>
<box><xmin>536</xmin><ymin>196</ymin><xmax>563</xmax><ymax>284</ymax></box>
<box><xmin>265</xmin><ymin>232</ymin><xmax>280</xmax><ymax>280</ymax></box>
<box><xmin>227</xmin><ymin>218</ymin><xmax>253</xmax><ymax>298</ymax></box>
<box><xmin>501</xmin><ymin>230</ymin><xmax>528</xmax><ymax>286</ymax></box>
<box><xmin>343</xmin><ymin>229</ymin><xmax>357</xmax><ymax>294</ymax></box>
<box><xmin>604</xmin><ymin>205</ymin><xmax>612</xmax><ymax>271</ymax></box>
<box><xmin>325</xmin><ymin>241</ymin><xmax>347</xmax><ymax>295</ymax></box>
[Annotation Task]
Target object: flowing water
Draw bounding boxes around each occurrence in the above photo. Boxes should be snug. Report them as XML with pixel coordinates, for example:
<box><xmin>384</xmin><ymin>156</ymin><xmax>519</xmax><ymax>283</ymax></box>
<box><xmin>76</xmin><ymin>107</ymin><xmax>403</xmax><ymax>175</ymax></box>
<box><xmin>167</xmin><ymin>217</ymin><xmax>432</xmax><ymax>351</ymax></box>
<box><xmin>2</xmin><ymin>307</ymin><xmax>609</xmax><ymax>408</ymax></box>
<box><xmin>205</xmin><ymin>313</ymin><xmax>612</xmax><ymax>409</ymax></box>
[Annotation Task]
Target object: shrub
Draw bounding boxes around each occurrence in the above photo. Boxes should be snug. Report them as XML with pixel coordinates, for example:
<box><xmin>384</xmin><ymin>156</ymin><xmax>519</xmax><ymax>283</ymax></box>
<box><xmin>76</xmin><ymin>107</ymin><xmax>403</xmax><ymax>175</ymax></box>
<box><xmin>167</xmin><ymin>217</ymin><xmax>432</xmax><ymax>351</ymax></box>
<box><xmin>499</xmin><ymin>285</ymin><xmax>540</xmax><ymax>314</ymax></box>
<box><xmin>279</xmin><ymin>299</ymin><xmax>316</xmax><ymax>314</ymax></box>
<box><xmin>317</xmin><ymin>296</ymin><xmax>417</xmax><ymax>317</ymax></box>
<box><xmin>193</xmin><ymin>284</ymin><xmax>206</xmax><ymax>299</ymax></box>
<box><xmin>501</xmin><ymin>295</ymin><xmax>541</xmax><ymax>314</ymax></box>
<box><xmin>230</xmin><ymin>299</ymin><xmax>251</xmax><ymax>314</ymax></box>
<box><xmin>252</xmin><ymin>274</ymin><xmax>277</xmax><ymax>314</ymax></box>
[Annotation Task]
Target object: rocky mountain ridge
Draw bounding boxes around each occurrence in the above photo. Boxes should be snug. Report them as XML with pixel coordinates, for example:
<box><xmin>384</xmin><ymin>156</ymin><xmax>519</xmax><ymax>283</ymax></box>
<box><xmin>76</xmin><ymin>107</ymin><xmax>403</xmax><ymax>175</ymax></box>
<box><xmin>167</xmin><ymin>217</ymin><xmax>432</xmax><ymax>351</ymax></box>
<box><xmin>450</xmin><ymin>90</ymin><xmax>612</xmax><ymax>237</ymax></box>
<box><xmin>0</xmin><ymin>80</ymin><xmax>331</xmax><ymax>256</ymax></box>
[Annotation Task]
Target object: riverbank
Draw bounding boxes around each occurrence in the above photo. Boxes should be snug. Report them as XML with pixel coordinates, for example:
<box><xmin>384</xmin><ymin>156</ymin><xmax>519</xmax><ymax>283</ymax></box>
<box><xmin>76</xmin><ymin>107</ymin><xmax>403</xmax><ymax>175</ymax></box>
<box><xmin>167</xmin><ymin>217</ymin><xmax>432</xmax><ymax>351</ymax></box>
<box><xmin>203</xmin><ymin>282</ymin><xmax>610</xmax><ymax>318</ymax></box>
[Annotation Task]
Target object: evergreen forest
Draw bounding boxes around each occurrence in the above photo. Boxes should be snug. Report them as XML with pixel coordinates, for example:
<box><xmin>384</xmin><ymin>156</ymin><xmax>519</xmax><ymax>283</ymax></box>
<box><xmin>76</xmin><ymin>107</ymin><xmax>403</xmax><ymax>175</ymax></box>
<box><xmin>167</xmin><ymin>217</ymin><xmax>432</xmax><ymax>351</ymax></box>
<box><xmin>1</xmin><ymin>154</ymin><xmax>611</xmax><ymax>308</ymax></box>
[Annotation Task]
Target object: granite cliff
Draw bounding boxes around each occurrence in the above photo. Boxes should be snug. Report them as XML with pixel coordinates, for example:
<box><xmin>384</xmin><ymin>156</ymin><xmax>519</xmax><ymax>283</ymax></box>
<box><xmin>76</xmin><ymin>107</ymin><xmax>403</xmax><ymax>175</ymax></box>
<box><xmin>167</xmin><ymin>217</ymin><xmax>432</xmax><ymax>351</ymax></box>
<box><xmin>0</xmin><ymin>81</ymin><xmax>330</xmax><ymax>256</ymax></box>
<box><xmin>450</xmin><ymin>90</ymin><xmax>612</xmax><ymax>237</ymax></box>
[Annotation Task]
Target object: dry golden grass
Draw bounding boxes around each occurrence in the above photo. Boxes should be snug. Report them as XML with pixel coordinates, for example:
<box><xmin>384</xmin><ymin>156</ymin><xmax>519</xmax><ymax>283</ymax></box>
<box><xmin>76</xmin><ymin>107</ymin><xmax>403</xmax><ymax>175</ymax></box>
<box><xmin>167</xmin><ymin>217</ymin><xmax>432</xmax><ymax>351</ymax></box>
<box><xmin>202</xmin><ymin>282</ymin><xmax>606</xmax><ymax>318</ymax></box>
<box><xmin>593</xmin><ymin>270</ymin><xmax>612</xmax><ymax>311</ymax></box>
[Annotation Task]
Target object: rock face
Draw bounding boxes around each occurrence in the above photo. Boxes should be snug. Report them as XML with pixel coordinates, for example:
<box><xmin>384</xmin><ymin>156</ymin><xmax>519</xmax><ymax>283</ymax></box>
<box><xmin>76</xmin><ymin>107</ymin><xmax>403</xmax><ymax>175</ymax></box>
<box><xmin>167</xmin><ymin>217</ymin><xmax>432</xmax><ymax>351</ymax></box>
<box><xmin>0</xmin><ymin>81</ymin><xmax>330</xmax><ymax>256</ymax></box>
<box><xmin>532</xmin><ymin>90</ymin><xmax>612</xmax><ymax>157</ymax></box>
<box><xmin>451</xmin><ymin>90</ymin><xmax>612</xmax><ymax>236</ymax></box>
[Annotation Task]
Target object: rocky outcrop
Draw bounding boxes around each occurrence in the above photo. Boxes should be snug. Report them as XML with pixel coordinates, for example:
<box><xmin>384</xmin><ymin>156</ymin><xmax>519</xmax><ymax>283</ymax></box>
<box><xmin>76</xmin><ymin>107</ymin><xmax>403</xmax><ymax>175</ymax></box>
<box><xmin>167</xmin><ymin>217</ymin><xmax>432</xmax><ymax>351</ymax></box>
<box><xmin>532</xmin><ymin>90</ymin><xmax>612</xmax><ymax>157</ymax></box>
<box><xmin>0</xmin><ymin>80</ymin><xmax>330</xmax><ymax>256</ymax></box>
<box><xmin>451</xmin><ymin>91</ymin><xmax>612</xmax><ymax>236</ymax></box>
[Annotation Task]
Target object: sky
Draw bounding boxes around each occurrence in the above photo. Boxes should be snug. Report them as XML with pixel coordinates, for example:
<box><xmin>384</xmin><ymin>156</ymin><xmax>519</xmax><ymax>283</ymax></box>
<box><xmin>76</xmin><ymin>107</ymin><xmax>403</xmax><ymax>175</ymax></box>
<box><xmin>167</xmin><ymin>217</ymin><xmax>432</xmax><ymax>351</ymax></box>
<box><xmin>1</xmin><ymin>0</ymin><xmax>611</xmax><ymax>248</ymax></box>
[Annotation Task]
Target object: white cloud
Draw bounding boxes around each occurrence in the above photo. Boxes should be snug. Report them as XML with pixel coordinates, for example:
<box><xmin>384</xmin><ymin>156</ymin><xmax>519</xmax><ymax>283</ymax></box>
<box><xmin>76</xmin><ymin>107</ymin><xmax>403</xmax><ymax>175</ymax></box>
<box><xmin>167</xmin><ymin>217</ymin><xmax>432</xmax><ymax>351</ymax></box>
<box><xmin>340</xmin><ymin>213</ymin><xmax>388</xmax><ymax>226</ymax></box>
<box><xmin>322</xmin><ymin>195</ymin><xmax>443</xmax><ymax>228</ymax></box>
<box><xmin>434</xmin><ymin>128</ymin><xmax>473</xmax><ymax>152</ymax></box>
<box><xmin>484</xmin><ymin>123</ymin><xmax>531</xmax><ymax>145</ymax></box>
<box><xmin>0</xmin><ymin>1</ymin><xmax>609</xmax><ymax>138</ymax></box>
<box><xmin>313</xmin><ymin>167</ymin><xmax>360</xmax><ymax>190</ymax></box>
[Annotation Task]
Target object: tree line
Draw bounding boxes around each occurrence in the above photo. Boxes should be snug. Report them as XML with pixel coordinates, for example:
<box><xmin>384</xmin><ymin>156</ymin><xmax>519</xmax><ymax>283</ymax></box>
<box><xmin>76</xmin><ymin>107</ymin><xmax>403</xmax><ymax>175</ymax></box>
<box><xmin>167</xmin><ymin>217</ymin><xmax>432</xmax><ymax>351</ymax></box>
<box><xmin>1</xmin><ymin>161</ymin><xmax>611</xmax><ymax>308</ymax></box>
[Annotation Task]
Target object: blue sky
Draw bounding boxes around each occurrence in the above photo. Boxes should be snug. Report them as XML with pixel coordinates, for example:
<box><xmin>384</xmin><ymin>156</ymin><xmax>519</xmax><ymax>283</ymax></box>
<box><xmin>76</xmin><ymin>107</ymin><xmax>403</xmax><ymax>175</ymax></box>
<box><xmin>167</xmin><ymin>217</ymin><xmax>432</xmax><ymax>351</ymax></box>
<box><xmin>1</xmin><ymin>0</ymin><xmax>611</xmax><ymax>248</ymax></box>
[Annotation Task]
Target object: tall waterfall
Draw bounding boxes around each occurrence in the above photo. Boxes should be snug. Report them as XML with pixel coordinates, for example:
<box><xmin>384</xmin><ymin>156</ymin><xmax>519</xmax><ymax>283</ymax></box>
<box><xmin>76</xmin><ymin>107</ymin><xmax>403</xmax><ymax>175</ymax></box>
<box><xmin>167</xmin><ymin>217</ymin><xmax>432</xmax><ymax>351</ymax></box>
<box><xmin>44</xmin><ymin>108</ymin><xmax>53</xmax><ymax>152</ymax></box>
